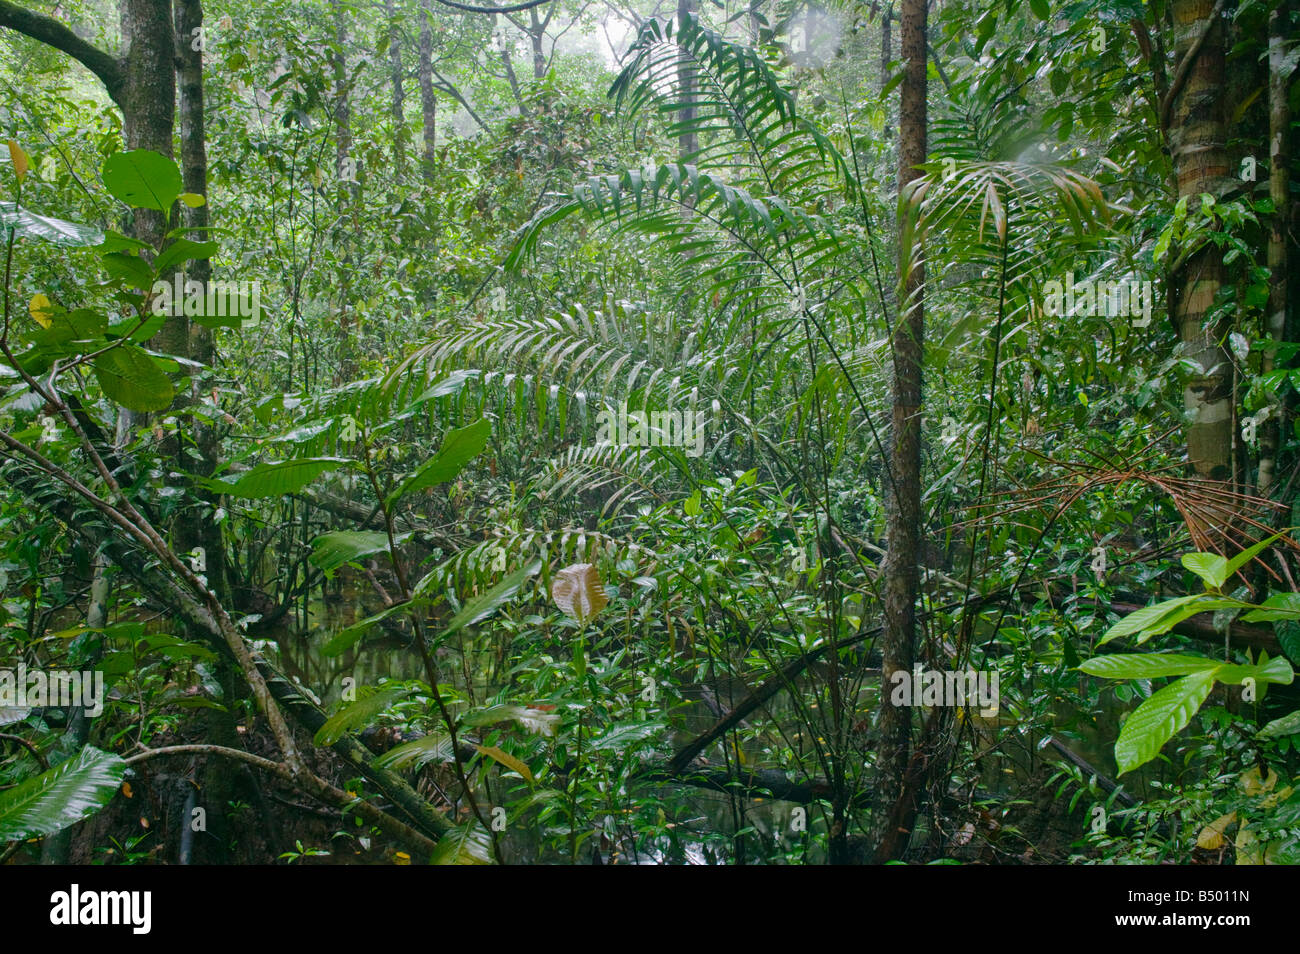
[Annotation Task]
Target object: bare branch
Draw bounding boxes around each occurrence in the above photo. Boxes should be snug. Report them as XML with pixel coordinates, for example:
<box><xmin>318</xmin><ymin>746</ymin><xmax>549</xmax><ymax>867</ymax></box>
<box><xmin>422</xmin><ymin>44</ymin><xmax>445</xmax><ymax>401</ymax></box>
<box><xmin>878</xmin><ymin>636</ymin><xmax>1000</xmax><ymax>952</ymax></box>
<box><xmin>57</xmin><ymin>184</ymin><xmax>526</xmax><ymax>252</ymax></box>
<box><xmin>0</xmin><ymin>1</ymin><xmax>123</xmax><ymax>104</ymax></box>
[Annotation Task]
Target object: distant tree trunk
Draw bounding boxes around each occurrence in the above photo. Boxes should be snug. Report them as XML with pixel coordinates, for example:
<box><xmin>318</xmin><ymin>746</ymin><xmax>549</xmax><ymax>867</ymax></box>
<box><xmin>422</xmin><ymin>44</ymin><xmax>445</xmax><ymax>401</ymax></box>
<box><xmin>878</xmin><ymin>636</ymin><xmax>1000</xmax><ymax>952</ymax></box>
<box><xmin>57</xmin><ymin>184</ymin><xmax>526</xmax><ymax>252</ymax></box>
<box><xmin>881</xmin><ymin>2</ymin><xmax>893</xmax><ymax>141</ymax></box>
<box><xmin>677</xmin><ymin>0</ymin><xmax>698</xmax><ymax>162</ymax></box>
<box><xmin>494</xmin><ymin>15</ymin><xmax>528</xmax><ymax>115</ymax></box>
<box><xmin>386</xmin><ymin>0</ymin><xmax>407</xmax><ymax>173</ymax></box>
<box><xmin>871</xmin><ymin>0</ymin><xmax>926</xmax><ymax>865</ymax></box>
<box><xmin>1169</xmin><ymin>0</ymin><xmax>1233</xmax><ymax>480</ymax></box>
<box><xmin>40</xmin><ymin>554</ymin><xmax>109</xmax><ymax>863</ymax></box>
<box><xmin>331</xmin><ymin>0</ymin><xmax>356</xmax><ymax>381</ymax></box>
<box><xmin>1258</xmin><ymin>0</ymin><xmax>1292</xmax><ymax>495</ymax></box>
<box><xmin>528</xmin><ymin>5</ymin><xmax>547</xmax><ymax>79</ymax></box>
<box><xmin>418</xmin><ymin>0</ymin><xmax>438</xmax><ymax>180</ymax></box>
<box><xmin>174</xmin><ymin>0</ymin><xmax>224</xmax><ymax>596</ymax></box>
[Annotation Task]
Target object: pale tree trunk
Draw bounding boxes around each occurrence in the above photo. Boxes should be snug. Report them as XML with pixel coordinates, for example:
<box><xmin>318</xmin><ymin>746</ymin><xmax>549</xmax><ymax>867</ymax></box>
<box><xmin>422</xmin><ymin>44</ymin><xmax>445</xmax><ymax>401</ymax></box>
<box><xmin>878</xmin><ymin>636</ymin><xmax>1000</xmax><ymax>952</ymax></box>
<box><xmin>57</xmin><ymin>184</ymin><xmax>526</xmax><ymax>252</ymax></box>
<box><xmin>871</xmin><ymin>0</ymin><xmax>926</xmax><ymax>865</ymax></box>
<box><xmin>881</xmin><ymin>3</ymin><xmax>893</xmax><ymax>144</ymax></box>
<box><xmin>418</xmin><ymin>0</ymin><xmax>438</xmax><ymax>180</ymax></box>
<box><xmin>1257</xmin><ymin>0</ymin><xmax>1291</xmax><ymax>495</ymax></box>
<box><xmin>386</xmin><ymin>0</ymin><xmax>407</xmax><ymax>173</ymax></box>
<box><xmin>331</xmin><ymin>0</ymin><xmax>356</xmax><ymax>381</ymax></box>
<box><xmin>40</xmin><ymin>554</ymin><xmax>110</xmax><ymax>863</ymax></box>
<box><xmin>1169</xmin><ymin>0</ymin><xmax>1233</xmax><ymax>480</ymax></box>
<box><xmin>528</xmin><ymin>6</ymin><xmax>547</xmax><ymax>80</ymax></box>
<box><xmin>677</xmin><ymin>0</ymin><xmax>698</xmax><ymax>162</ymax></box>
<box><xmin>495</xmin><ymin>14</ymin><xmax>528</xmax><ymax>115</ymax></box>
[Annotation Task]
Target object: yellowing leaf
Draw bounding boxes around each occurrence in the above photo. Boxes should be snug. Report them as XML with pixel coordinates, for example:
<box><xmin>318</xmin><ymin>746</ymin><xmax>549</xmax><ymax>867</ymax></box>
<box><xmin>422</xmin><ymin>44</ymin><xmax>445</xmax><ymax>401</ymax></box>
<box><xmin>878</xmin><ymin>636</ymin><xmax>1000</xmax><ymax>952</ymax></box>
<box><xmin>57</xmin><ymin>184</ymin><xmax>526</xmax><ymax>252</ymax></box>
<box><xmin>475</xmin><ymin>744</ymin><xmax>533</xmax><ymax>782</ymax></box>
<box><xmin>1240</xmin><ymin>765</ymin><xmax>1277</xmax><ymax>796</ymax></box>
<box><xmin>550</xmin><ymin>563</ymin><xmax>608</xmax><ymax>623</ymax></box>
<box><xmin>28</xmin><ymin>293</ymin><xmax>53</xmax><ymax>328</ymax></box>
<box><xmin>1196</xmin><ymin>811</ymin><xmax>1235</xmax><ymax>849</ymax></box>
<box><xmin>8</xmin><ymin>140</ymin><xmax>29</xmax><ymax>182</ymax></box>
<box><xmin>393</xmin><ymin>851</ymin><xmax>410</xmax><ymax>865</ymax></box>
<box><xmin>1235</xmin><ymin>827</ymin><xmax>1263</xmax><ymax>865</ymax></box>
<box><xmin>178</xmin><ymin>192</ymin><xmax>206</xmax><ymax>208</ymax></box>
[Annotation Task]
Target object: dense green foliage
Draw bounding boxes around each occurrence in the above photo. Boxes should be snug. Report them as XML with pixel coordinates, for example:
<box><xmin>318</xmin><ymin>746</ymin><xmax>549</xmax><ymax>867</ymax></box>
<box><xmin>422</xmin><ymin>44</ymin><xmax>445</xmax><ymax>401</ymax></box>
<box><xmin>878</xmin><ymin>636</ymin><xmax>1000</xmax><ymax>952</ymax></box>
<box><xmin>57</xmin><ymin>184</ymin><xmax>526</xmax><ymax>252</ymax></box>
<box><xmin>0</xmin><ymin>0</ymin><xmax>1297</xmax><ymax>866</ymax></box>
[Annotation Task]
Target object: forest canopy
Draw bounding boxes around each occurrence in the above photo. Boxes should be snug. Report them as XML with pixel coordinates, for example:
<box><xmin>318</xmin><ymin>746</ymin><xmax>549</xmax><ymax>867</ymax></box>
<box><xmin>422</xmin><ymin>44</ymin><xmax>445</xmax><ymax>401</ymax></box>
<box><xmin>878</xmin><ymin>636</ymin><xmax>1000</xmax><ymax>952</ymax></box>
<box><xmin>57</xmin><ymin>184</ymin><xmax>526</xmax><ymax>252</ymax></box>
<box><xmin>0</xmin><ymin>0</ymin><xmax>1297</xmax><ymax>872</ymax></box>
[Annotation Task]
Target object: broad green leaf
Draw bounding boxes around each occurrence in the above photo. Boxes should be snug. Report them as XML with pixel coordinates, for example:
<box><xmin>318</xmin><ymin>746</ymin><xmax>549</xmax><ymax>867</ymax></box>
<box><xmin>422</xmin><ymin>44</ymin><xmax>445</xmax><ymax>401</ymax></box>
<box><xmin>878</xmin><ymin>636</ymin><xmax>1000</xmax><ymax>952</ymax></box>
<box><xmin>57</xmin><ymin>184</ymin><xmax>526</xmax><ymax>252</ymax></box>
<box><xmin>430</xmin><ymin>821</ymin><xmax>492</xmax><ymax>865</ymax></box>
<box><xmin>387</xmin><ymin>418</ymin><xmax>491</xmax><ymax>506</ymax></box>
<box><xmin>314</xmin><ymin>688</ymin><xmax>410</xmax><ymax>746</ymax></box>
<box><xmin>436</xmin><ymin>559</ymin><xmax>542</xmax><ymax>637</ymax></box>
<box><xmin>1079</xmin><ymin>653</ymin><xmax>1223</xmax><ymax>680</ymax></box>
<box><xmin>1258</xmin><ymin>710</ymin><xmax>1300</xmax><ymax>740</ymax></box>
<box><xmin>215</xmin><ymin>457</ymin><xmax>351</xmax><ymax>499</ymax></box>
<box><xmin>1099</xmin><ymin>595</ymin><xmax>1243</xmax><ymax>645</ymax></box>
<box><xmin>0</xmin><ymin>746</ymin><xmax>126</xmax><ymax>840</ymax></box>
<box><xmin>1242</xmin><ymin>592</ymin><xmax>1300</xmax><ymax>623</ymax></box>
<box><xmin>100</xmin><ymin>251</ymin><xmax>154</xmax><ymax>288</ymax></box>
<box><xmin>1182</xmin><ymin>551</ymin><xmax>1229</xmax><ymax>590</ymax></box>
<box><xmin>1214</xmin><ymin>655</ymin><xmax>1294</xmax><ymax>686</ymax></box>
<box><xmin>1099</xmin><ymin>595</ymin><xmax>1200</xmax><ymax>644</ymax></box>
<box><xmin>588</xmin><ymin>720</ymin><xmax>665</xmax><ymax>751</ymax></box>
<box><xmin>460</xmin><ymin>704</ymin><xmax>560</xmax><ymax>737</ymax></box>
<box><xmin>153</xmin><ymin>238</ymin><xmax>219</xmax><ymax>276</ymax></box>
<box><xmin>475</xmin><ymin>744</ymin><xmax>533</xmax><ymax>782</ymax></box>
<box><xmin>1029</xmin><ymin>0</ymin><xmax>1051</xmax><ymax>20</ymax></box>
<box><xmin>1224</xmin><ymin>531</ymin><xmax>1289</xmax><ymax>579</ymax></box>
<box><xmin>1115</xmin><ymin>670</ymin><xmax>1217</xmax><ymax>774</ymax></box>
<box><xmin>102</xmin><ymin>150</ymin><xmax>182</xmax><ymax>212</ymax></box>
<box><xmin>1131</xmin><ymin>599</ymin><xmax>1247</xmax><ymax>645</ymax></box>
<box><xmin>319</xmin><ymin>596</ymin><xmax>436</xmax><ymax>657</ymax></box>
<box><xmin>309</xmin><ymin>531</ymin><xmax>403</xmax><ymax>573</ymax></box>
<box><xmin>373</xmin><ymin>733</ymin><xmax>455</xmax><ymax>770</ymax></box>
<box><xmin>92</xmin><ymin>345</ymin><xmax>174</xmax><ymax>412</ymax></box>
<box><xmin>0</xmin><ymin>201</ymin><xmax>104</xmax><ymax>246</ymax></box>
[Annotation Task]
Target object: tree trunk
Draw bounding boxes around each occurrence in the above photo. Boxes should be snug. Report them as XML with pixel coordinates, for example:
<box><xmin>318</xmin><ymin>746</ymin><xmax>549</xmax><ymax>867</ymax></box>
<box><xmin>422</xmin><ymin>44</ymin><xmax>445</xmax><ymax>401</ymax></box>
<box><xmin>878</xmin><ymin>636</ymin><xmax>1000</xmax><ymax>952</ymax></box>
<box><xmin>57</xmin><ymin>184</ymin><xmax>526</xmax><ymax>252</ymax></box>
<box><xmin>40</xmin><ymin>554</ymin><xmax>109</xmax><ymax>863</ymax></box>
<box><xmin>331</xmin><ymin>0</ymin><xmax>356</xmax><ymax>381</ymax></box>
<box><xmin>1258</xmin><ymin>0</ymin><xmax>1291</xmax><ymax>495</ymax></box>
<box><xmin>528</xmin><ymin>6</ymin><xmax>546</xmax><ymax>80</ymax></box>
<box><xmin>677</xmin><ymin>0</ymin><xmax>698</xmax><ymax>162</ymax></box>
<box><xmin>120</xmin><ymin>0</ymin><xmax>183</xmax><ymax>358</ymax></box>
<box><xmin>386</xmin><ymin>0</ymin><xmax>407</xmax><ymax>173</ymax></box>
<box><xmin>418</xmin><ymin>0</ymin><xmax>438</xmax><ymax>180</ymax></box>
<box><xmin>1169</xmin><ymin>0</ymin><xmax>1233</xmax><ymax>480</ymax></box>
<box><xmin>871</xmin><ymin>0</ymin><xmax>926</xmax><ymax>865</ymax></box>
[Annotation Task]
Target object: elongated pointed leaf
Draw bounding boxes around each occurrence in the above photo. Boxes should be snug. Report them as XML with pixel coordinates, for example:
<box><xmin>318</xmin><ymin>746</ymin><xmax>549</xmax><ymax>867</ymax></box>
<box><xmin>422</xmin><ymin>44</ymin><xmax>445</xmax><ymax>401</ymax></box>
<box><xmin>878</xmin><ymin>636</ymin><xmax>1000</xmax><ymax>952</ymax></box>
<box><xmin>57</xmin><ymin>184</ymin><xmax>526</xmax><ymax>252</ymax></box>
<box><xmin>461</xmin><ymin>704</ymin><xmax>559</xmax><ymax>737</ymax></box>
<box><xmin>436</xmin><ymin>559</ymin><xmax>542</xmax><ymax>637</ymax></box>
<box><xmin>314</xmin><ymin>688</ymin><xmax>410</xmax><ymax>746</ymax></box>
<box><xmin>387</xmin><ymin>418</ymin><xmax>491</xmax><ymax>506</ymax></box>
<box><xmin>1099</xmin><ymin>595</ymin><xmax>1243</xmax><ymax>645</ymax></box>
<box><xmin>1242</xmin><ymin>592</ymin><xmax>1300</xmax><ymax>623</ymax></box>
<box><xmin>373</xmin><ymin>733</ymin><xmax>455</xmax><ymax>770</ymax></box>
<box><xmin>0</xmin><ymin>746</ymin><xmax>126</xmax><ymax>840</ymax></box>
<box><xmin>310</xmin><ymin>531</ymin><xmax>403</xmax><ymax>573</ymax></box>
<box><xmin>1258</xmin><ymin>710</ymin><xmax>1300</xmax><ymax>740</ymax></box>
<box><xmin>475</xmin><ymin>744</ymin><xmax>533</xmax><ymax>782</ymax></box>
<box><xmin>1080</xmin><ymin>653</ymin><xmax>1223</xmax><ymax>680</ymax></box>
<box><xmin>1115</xmin><ymin>670</ymin><xmax>1217</xmax><ymax>774</ymax></box>
<box><xmin>216</xmin><ymin>457</ymin><xmax>351</xmax><ymax>499</ymax></box>
<box><xmin>430</xmin><ymin>821</ymin><xmax>492</xmax><ymax>865</ymax></box>
<box><xmin>0</xmin><ymin>202</ymin><xmax>103</xmax><ymax>246</ymax></box>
